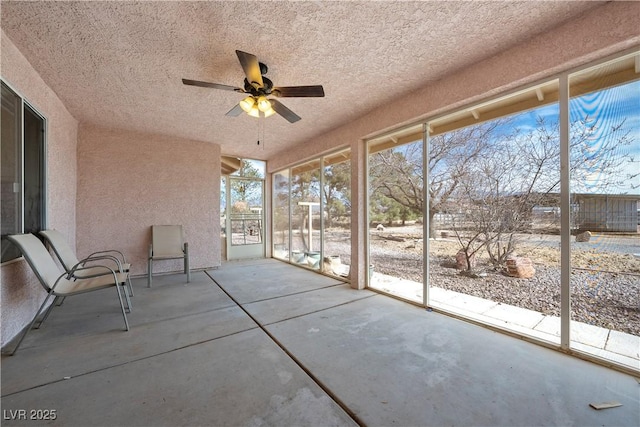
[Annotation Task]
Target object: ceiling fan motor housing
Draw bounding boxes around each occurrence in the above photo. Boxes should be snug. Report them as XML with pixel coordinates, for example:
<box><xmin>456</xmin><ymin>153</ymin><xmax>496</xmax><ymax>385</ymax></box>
<box><xmin>244</xmin><ymin>76</ymin><xmax>273</xmax><ymax>95</ymax></box>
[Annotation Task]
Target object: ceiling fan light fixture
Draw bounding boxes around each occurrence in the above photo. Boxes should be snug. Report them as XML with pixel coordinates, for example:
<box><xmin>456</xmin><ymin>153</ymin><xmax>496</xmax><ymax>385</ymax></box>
<box><xmin>263</xmin><ymin>107</ymin><xmax>276</xmax><ymax>118</ymax></box>
<box><xmin>239</xmin><ymin>96</ymin><xmax>256</xmax><ymax>113</ymax></box>
<box><xmin>257</xmin><ymin>96</ymin><xmax>271</xmax><ymax>112</ymax></box>
<box><xmin>247</xmin><ymin>104</ymin><xmax>261</xmax><ymax>118</ymax></box>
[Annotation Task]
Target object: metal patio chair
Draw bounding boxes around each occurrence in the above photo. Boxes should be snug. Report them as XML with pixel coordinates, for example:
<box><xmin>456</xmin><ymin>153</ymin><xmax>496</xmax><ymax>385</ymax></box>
<box><xmin>148</xmin><ymin>225</ymin><xmax>190</xmax><ymax>287</ymax></box>
<box><xmin>5</xmin><ymin>233</ymin><xmax>130</xmax><ymax>355</ymax></box>
<box><xmin>39</xmin><ymin>229</ymin><xmax>134</xmax><ymax>298</ymax></box>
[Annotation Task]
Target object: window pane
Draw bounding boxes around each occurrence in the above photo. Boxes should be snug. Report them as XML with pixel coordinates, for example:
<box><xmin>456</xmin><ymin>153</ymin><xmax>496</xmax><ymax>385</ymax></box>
<box><xmin>273</xmin><ymin>170</ymin><xmax>290</xmax><ymax>260</ymax></box>
<box><xmin>368</xmin><ymin>125</ymin><xmax>424</xmax><ymax>301</ymax></box>
<box><xmin>427</xmin><ymin>103</ymin><xmax>561</xmax><ymax>345</ymax></box>
<box><xmin>1</xmin><ymin>82</ymin><xmax>22</xmax><ymax>262</ymax></box>
<box><xmin>229</xmin><ymin>178</ymin><xmax>263</xmax><ymax>246</ymax></box>
<box><xmin>232</xmin><ymin>159</ymin><xmax>265</xmax><ymax>179</ymax></box>
<box><xmin>323</xmin><ymin>149</ymin><xmax>351</xmax><ymax>278</ymax></box>
<box><xmin>23</xmin><ymin>103</ymin><xmax>44</xmax><ymax>234</ymax></box>
<box><xmin>291</xmin><ymin>159</ymin><xmax>321</xmax><ymax>270</ymax></box>
<box><xmin>569</xmin><ymin>55</ymin><xmax>640</xmax><ymax>369</ymax></box>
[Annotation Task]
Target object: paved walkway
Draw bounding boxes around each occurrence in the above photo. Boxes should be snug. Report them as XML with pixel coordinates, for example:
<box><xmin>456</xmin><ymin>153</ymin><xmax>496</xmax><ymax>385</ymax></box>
<box><xmin>370</xmin><ymin>272</ymin><xmax>640</xmax><ymax>372</ymax></box>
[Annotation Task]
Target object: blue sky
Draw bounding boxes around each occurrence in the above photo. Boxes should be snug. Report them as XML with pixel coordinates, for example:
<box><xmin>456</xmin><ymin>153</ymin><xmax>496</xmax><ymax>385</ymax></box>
<box><xmin>390</xmin><ymin>78</ymin><xmax>639</xmax><ymax>196</ymax></box>
<box><xmin>508</xmin><ymin>81</ymin><xmax>640</xmax><ymax>133</ymax></box>
<box><xmin>507</xmin><ymin>80</ymin><xmax>639</xmax><ymax>195</ymax></box>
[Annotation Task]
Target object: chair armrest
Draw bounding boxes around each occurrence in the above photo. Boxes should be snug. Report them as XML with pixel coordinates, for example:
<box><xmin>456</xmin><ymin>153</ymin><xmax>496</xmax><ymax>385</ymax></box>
<box><xmin>69</xmin><ymin>258</ymin><xmax>122</xmax><ymax>278</ymax></box>
<box><xmin>65</xmin><ymin>264</ymin><xmax>121</xmax><ymax>286</ymax></box>
<box><xmin>86</xmin><ymin>249</ymin><xmax>127</xmax><ymax>264</ymax></box>
<box><xmin>79</xmin><ymin>253</ymin><xmax>121</xmax><ymax>268</ymax></box>
<box><xmin>80</xmin><ymin>255</ymin><xmax>124</xmax><ymax>272</ymax></box>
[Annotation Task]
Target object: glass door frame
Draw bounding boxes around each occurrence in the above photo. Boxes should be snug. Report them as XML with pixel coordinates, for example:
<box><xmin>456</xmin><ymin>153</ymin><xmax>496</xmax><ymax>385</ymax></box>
<box><xmin>226</xmin><ymin>175</ymin><xmax>265</xmax><ymax>260</ymax></box>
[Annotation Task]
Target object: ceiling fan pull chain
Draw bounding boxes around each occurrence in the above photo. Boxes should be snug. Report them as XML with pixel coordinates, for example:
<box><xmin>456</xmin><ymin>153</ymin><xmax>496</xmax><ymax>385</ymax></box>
<box><xmin>256</xmin><ymin>118</ymin><xmax>262</xmax><ymax>148</ymax></box>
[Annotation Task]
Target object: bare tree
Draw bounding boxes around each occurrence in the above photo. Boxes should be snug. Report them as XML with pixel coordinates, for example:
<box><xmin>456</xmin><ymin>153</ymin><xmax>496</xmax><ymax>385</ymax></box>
<box><xmin>368</xmin><ymin>107</ymin><xmax>635</xmax><ymax>270</ymax></box>
<box><xmin>450</xmin><ymin>205</ymin><xmax>489</xmax><ymax>272</ymax></box>
<box><xmin>369</xmin><ymin>142</ymin><xmax>423</xmax><ymax>225</ymax></box>
<box><xmin>456</xmin><ymin>114</ymin><xmax>636</xmax><ymax>268</ymax></box>
<box><xmin>368</xmin><ymin>120</ymin><xmax>507</xmax><ymax>236</ymax></box>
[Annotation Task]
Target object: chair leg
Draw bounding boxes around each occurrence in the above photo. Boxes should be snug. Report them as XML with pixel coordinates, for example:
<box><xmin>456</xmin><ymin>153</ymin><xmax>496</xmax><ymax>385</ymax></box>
<box><xmin>185</xmin><ymin>243</ymin><xmax>190</xmax><ymax>283</ymax></box>
<box><xmin>127</xmin><ymin>274</ymin><xmax>134</xmax><ymax>297</ymax></box>
<box><xmin>122</xmin><ymin>283</ymin><xmax>132</xmax><ymax>312</ymax></box>
<box><xmin>114</xmin><ymin>284</ymin><xmax>130</xmax><ymax>331</ymax></box>
<box><xmin>7</xmin><ymin>291</ymin><xmax>55</xmax><ymax>355</ymax></box>
<box><xmin>148</xmin><ymin>259</ymin><xmax>153</xmax><ymax>288</ymax></box>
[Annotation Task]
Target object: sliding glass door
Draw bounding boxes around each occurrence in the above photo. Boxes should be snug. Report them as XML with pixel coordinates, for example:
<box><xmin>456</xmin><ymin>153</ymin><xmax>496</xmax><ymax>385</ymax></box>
<box><xmin>568</xmin><ymin>54</ymin><xmax>639</xmax><ymax>366</ymax></box>
<box><xmin>272</xmin><ymin>148</ymin><xmax>352</xmax><ymax>279</ymax></box>
<box><xmin>368</xmin><ymin>125</ymin><xmax>424</xmax><ymax>300</ymax></box>
<box><xmin>225</xmin><ymin>159</ymin><xmax>265</xmax><ymax>260</ymax></box>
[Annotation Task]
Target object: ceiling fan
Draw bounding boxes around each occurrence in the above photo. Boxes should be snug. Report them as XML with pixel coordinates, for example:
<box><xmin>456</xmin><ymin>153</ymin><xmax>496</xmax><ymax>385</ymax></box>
<box><xmin>182</xmin><ymin>50</ymin><xmax>325</xmax><ymax>123</ymax></box>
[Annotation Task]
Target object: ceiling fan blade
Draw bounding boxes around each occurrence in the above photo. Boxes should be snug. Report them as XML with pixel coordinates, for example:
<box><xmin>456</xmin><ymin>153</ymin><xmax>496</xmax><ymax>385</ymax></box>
<box><xmin>270</xmin><ymin>99</ymin><xmax>301</xmax><ymax>123</ymax></box>
<box><xmin>182</xmin><ymin>78</ymin><xmax>243</xmax><ymax>92</ymax></box>
<box><xmin>236</xmin><ymin>50</ymin><xmax>264</xmax><ymax>89</ymax></box>
<box><xmin>226</xmin><ymin>103</ymin><xmax>244</xmax><ymax>117</ymax></box>
<box><xmin>273</xmin><ymin>85</ymin><xmax>325</xmax><ymax>97</ymax></box>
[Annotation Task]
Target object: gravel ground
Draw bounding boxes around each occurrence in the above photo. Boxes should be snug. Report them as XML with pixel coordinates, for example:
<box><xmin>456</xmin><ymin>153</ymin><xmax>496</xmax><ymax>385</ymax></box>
<box><xmin>324</xmin><ymin>226</ymin><xmax>640</xmax><ymax>336</ymax></box>
<box><xmin>428</xmin><ymin>262</ymin><xmax>640</xmax><ymax>336</ymax></box>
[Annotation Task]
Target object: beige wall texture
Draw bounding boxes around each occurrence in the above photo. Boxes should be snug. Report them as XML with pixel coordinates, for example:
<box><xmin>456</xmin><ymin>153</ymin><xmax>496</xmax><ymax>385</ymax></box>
<box><xmin>76</xmin><ymin>124</ymin><xmax>222</xmax><ymax>277</ymax></box>
<box><xmin>1</xmin><ymin>30</ymin><xmax>79</xmax><ymax>348</ymax></box>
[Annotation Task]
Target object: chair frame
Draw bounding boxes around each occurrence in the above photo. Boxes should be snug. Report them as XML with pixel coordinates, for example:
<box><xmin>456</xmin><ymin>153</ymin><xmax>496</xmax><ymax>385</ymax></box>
<box><xmin>39</xmin><ymin>229</ymin><xmax>134</xmax><ymax>297</ymax></box>
<box><xmin>148</xmin><ymin>225</ymin><xmax>190</xmax><ymax>287</ymax></box>
<box><xmin>5</xmin><ymin>234</ymin><xmax>130</xmax><ymax>355</ymax></box>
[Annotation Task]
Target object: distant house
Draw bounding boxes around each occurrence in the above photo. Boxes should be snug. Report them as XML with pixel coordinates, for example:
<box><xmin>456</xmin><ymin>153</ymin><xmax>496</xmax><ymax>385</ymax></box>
<box><xmin>573</xmin><ymin>193</ymin><xmax>640</xmax><ymax>233</ymax></box>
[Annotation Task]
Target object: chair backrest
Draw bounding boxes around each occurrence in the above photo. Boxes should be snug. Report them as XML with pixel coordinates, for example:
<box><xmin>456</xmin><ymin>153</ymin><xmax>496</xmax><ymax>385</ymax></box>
<box><xmin>151</xmin><ymin>225</ymin><xmax>185</xmax><ymax>257</ymax></box>
<box><xmin>7</xmin><ymin>234</ymin><xmax>63</xmax><ymax>291</ymax></box>
<box><xmin>39</xmin><ymin>229</ymin><xmax>80</xmax><ymax>272</ymax></box>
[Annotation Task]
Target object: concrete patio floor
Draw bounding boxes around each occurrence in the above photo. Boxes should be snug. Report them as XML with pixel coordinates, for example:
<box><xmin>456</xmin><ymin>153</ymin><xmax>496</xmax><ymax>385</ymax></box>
<box><xmin>370</xmin><ymin>272</ymin><xmax>640</xmax><ymax>371</ymax></box>
<box><xmin>2</xmin><ymin>259</ymin><xmax>639</xmax><ymax>426</ymax></box>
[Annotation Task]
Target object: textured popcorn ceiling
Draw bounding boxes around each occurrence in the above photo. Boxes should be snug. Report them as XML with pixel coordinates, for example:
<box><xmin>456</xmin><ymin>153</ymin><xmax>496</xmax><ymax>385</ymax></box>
<box><xmin>1</xmin><ymin>1</ymin><xmax>603</xmax><ymax>160</ymax></box>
